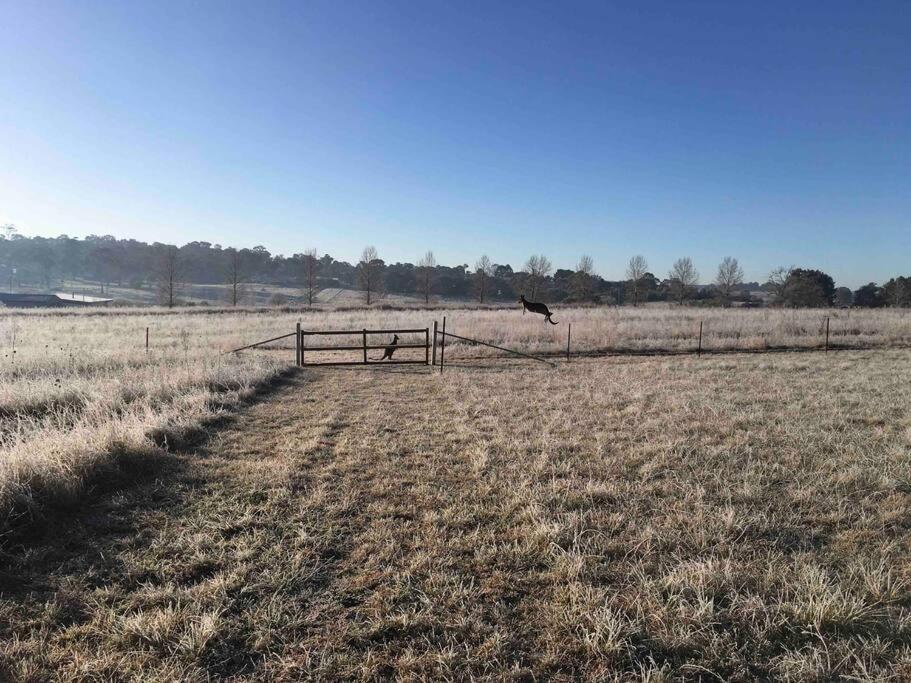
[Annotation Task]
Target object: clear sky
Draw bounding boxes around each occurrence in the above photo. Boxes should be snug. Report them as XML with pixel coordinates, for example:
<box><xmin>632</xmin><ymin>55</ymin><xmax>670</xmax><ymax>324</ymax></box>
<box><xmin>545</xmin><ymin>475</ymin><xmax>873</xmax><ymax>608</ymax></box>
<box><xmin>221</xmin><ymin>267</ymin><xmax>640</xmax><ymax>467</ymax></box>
<box><xmin>1</xmin><ymin>1</ymin><xmax>908</xmax><ymax>287</ymax></box>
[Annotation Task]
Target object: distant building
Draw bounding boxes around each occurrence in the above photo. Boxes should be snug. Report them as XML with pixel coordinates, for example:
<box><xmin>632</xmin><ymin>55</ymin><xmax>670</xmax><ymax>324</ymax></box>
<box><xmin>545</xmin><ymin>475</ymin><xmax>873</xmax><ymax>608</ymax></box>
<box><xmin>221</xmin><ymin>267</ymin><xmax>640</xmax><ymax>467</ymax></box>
<box><xmin>0</xmin><ymin>292</ymin><xmax>113</xmax><ymax>308</ymax></box>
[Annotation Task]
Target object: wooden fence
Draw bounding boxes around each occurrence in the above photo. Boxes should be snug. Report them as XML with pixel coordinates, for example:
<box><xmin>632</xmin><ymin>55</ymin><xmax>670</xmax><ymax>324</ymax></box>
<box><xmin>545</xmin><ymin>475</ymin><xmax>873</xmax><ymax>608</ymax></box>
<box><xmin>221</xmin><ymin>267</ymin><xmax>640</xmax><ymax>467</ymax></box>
<box><xmin>226</xmin><ymin>321</ymin><xmax>554</xmax><ymax>371</ymax></box>
<box><xmin>296</xmin><ymin>324</ymin><xmax>430</xmax><ymax>366</ymax></box>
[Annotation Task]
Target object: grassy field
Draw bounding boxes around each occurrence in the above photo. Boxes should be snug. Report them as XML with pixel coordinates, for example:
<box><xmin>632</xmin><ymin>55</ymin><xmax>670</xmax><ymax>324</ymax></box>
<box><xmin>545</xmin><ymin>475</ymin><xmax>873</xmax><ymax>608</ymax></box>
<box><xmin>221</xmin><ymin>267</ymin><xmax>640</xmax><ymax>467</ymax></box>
<box><xmin>3</xmin><ymin>302</ymin><xmax>911</xmax><ymax>356</ymax></box>
<box><xmin>1</xmin><ymin>304</ymin><xmax>910</xmax><ymax>527</ymax></box>
<box><xmin>0</xmin><ymin>310</ymin><xmax>288</xmax><ymax>528</ymax></box>
<box><xmin>2</xmin><ymin>306</ymin><xmax>911</xmax><ymax>679</ymax></box>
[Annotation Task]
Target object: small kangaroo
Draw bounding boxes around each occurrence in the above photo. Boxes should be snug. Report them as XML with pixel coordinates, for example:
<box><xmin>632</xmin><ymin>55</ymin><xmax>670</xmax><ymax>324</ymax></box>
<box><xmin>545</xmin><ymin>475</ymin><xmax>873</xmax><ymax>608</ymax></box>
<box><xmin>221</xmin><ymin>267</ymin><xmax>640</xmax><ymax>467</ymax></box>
<box><xmin>519</xmin><ymin>295</ymin><xmax>558</xmax><ymax>325</ymax></box>
<box><xmin>377</xmin><ymin>334</ymin><xmax>399</xmax><ymax>360</ymax></box>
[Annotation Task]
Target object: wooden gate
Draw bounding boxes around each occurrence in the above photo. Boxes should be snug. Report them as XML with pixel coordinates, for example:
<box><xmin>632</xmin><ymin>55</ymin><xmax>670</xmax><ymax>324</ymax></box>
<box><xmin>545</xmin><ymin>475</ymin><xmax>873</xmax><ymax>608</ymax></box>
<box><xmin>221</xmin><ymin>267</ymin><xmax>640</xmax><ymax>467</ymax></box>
<box><xmin>295</xmin><ymin>325</ymin><xmax>430</xmax><ymax>367</ymax></box>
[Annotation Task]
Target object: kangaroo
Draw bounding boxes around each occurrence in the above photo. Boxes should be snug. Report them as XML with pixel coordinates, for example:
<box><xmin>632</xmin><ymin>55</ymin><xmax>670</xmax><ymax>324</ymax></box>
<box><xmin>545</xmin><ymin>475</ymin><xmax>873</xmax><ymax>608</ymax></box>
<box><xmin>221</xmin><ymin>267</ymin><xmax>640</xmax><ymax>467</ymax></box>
<box><xmin>377</xmin><ymin>334</ymin><xmax>399</xmax><ymax>360</ymax></box>
<box><xmin>519</xmin><ymin>295</ymin><xmax>558</xmax><ymax>325</ymax></box>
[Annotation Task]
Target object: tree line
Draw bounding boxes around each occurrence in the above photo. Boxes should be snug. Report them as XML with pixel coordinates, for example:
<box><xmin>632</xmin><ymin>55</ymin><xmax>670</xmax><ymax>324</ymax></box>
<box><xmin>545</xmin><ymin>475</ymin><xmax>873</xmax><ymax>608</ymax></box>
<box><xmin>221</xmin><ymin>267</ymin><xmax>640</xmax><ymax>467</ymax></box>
<box><xmin>0</xmin><ymin>225</ymin><xmax>908</xmax><ymax>308</ymax></box>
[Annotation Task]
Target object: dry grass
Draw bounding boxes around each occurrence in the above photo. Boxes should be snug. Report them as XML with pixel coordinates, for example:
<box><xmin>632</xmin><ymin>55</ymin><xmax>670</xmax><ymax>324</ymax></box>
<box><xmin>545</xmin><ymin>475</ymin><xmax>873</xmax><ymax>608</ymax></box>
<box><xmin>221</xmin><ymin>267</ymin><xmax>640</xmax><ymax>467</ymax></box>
<box><xmin>2</xmin><ymin>348</ymin><xmax>911</xmax><ymax>679</ymax></box>
<box><xmin>0</xmin><ymin>311</ymin><xmax>288</xmax><ymax>528</ymax></box>
<box><xmin>1</xmin><ymin>304</ymin><xmax>910</xmax><ymax>530</ymax></box>
<box><xmin>4</xmin><ymin>303</ymin><xmax>911</xmax><ymax>355</ymax></box>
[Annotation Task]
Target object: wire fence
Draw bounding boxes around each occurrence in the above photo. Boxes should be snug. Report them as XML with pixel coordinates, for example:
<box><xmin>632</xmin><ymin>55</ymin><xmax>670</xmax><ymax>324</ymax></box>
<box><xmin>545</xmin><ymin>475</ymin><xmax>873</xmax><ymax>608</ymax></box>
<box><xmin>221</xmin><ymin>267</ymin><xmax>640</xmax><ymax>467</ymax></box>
<box><xmin>221</xmin><ymin>313</ymin><xmax>911</xmax><ymax>375</ymax></box>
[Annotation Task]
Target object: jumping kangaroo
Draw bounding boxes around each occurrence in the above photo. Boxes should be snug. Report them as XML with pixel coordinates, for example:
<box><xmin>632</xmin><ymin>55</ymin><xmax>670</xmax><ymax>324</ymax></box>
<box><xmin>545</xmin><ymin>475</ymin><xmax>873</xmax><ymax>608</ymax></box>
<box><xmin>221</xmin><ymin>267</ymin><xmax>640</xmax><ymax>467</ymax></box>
<box><xmin>377</xmin><ymin>334</ymin><xmax>399</xmax><ymax>360</ymax></box>
<box><xmin>519</xmin><ymin>295</ymin><xmax>558</xmax><ymax>325</ymax></box>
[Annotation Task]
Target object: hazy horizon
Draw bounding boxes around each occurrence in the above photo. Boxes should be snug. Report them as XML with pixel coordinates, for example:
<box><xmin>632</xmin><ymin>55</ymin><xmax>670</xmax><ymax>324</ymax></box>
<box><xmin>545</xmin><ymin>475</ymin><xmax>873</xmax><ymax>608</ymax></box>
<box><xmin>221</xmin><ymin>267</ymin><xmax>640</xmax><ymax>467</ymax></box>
<box><xmin>2</xmin><ymin>1</ymin><xmax>908</xmax><ymax>289</ymax></box>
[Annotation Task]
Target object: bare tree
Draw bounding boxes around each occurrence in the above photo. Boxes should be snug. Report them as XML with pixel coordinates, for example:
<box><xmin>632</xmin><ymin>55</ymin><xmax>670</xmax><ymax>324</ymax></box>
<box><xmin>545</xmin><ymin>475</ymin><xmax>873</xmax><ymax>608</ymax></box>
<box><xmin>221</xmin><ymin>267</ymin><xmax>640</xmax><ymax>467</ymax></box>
<box><xmin>224</xmin><ymin>247</ymin><xmax>246</xmax><ymax>307</ymax></box>
<box><xmin>357</xmin><ymin>245</ymin><xmax>383</xmax><ymax>305</ymax></box>
<box><xmin>416</xmin><ymin>250</ymin><xmax>436</xmax><ymax>304</ymax></box>
<box><xmin>155</xmin><ymin>245</ymin><xmax>182</xmax><ymax>308</ymax></box>
<box><xmin>572</xmin><ymin>254</ymin><xmax>596</xmax><ymax>302</ymax></box>
<box><xmin>625</xmin><ymin>255</ymin><xmax>648</xmax><ymax>306</ymax></box>
<box><xmin>301</xmin><ymin>248</ymin><xmax>319</xmax><ymax>308</ymax></box>
<box><xmin>669</xmin><ymin>257</ymin><xmax>699</xmax><ymax>305</ymax></box>
<box><xmin>523</xmin><ymin>254</ymin><xmax>552</xmax><ymax>300</ymax></box>
<box><xmin>577</xmin><ymin>254</ymin><xmax>595</xmax><ymax>276</ymax></box>
<box><xmin>474</xmin><ymin>255</ymin><xmax>494</xmax><ymax>303</ymax></box>
<box><xmin>0</xmin><ymin>224</ymin><xmax>17</xmax><ymax>240</ymax></box>
<box><xmin>766</xmin><ymin>266</ymin><xmax>794</xmax><ymax>304</ymax></box>
<box><xmin>715</xmin><ymin>256</ymin><xmax>744</xmax><ymax>306</ymax></box>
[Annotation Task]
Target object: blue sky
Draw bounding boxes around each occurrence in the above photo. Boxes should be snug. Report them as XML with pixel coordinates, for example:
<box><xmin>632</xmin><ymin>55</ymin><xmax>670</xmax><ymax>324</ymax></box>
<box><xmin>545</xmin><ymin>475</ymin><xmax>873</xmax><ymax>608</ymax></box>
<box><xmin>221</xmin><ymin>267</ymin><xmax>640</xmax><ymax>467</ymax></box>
<box><xmin>1</xmin><ymin>1</ymin><xmax>908</xmax><ymax>287</ymax></box>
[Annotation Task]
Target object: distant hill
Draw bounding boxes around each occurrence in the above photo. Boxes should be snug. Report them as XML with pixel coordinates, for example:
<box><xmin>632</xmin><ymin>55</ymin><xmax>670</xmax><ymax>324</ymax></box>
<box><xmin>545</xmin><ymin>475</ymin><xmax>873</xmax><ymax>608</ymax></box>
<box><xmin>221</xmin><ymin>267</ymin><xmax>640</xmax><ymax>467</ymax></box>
<box><xmin>47</xmin><ymin>280</ymin><xmax>436</xmax><ymax>308</ymax></box>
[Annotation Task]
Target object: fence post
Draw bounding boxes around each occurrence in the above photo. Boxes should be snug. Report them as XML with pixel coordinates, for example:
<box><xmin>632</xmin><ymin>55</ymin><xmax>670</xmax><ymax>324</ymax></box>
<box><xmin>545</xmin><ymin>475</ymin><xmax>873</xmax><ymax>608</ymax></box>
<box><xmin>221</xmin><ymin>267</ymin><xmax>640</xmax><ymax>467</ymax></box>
<box><xmin>363</xmin><ymin>329</ymin><xmax>368</xmax><ymax>364</ymax></box>
<box><xmin>425</xmin><ymin>327</ymin><xmax>430</xmax><ymax>365</ymax></box>
<box><xmin>439</xmin><ymin>316</ymin><xmax>446</xmax><ymax>374</ymax></box>
<box><xmin>431</xmin><ymin>320</ymin><xmax>438</xmax><ymax>366</ymax></box>
<box><xmin>697</xmin><ymin>320</ymin><xmax>703</xmax><ymax>357</ymax></box>
<box><xmin>145</xmin><ymin>326</ymin><xmax>149</xmax><ymax>352</ymax></box>
<box><xmin>295</xmin><ymin>322</ymin><xmax>301</xmax><ymax>366</ymax></box>
<box><xmin>825</xmin><ymin>316</ymin><xmax>830</xmax><ymax>354</ymax></box>
<box><xmin>566</xmin><ymin>323</ymin><xmax>571</xmax><ymax>361</ymax></box>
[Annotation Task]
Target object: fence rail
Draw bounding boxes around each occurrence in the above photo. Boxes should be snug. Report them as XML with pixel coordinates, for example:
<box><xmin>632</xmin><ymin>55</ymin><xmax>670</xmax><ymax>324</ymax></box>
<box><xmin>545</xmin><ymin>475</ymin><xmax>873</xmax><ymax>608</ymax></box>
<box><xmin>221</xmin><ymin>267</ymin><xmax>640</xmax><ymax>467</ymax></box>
<box><xmin>302</xmin><ymin>343</ymin><xmax>429</xmax><ymax>351</ymax></box>
<box><xmin>299</xmin><ymin>328</ymin><xmax>429</xmax><ymax>335</ymax></box>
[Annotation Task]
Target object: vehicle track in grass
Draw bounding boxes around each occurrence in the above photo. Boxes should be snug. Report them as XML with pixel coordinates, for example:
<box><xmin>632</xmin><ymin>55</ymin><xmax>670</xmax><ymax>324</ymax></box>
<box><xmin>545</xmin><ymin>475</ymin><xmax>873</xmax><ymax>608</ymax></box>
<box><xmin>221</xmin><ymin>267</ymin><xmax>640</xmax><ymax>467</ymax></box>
<box><xmin>0</xmin><ymin>363</ymin><xmax>558</xmax><ymax>681</ymax></box>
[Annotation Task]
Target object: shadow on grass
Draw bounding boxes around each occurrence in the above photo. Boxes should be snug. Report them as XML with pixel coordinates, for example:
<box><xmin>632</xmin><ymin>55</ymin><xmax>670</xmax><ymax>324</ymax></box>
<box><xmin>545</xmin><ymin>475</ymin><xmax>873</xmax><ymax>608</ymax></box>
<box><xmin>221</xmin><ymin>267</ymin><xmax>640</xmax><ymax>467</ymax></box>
<box><xmin>0</xmin><ymin>367</ymin><xmax>309</xmax><ymax>681</ymax></box>
<box><xmin>0</xmin><ymin>446</ymin><xmax>188</xmax><ymax>602</ymax></box>
<box><xmin>0</xmin><ymin>367</ymin><xmax>303</xmax><ymax>577</ymax></box>
<box><xmin>303</xmin><ymin>364</ymin><xmax>433</xmax><ymax>377</ymax></box>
